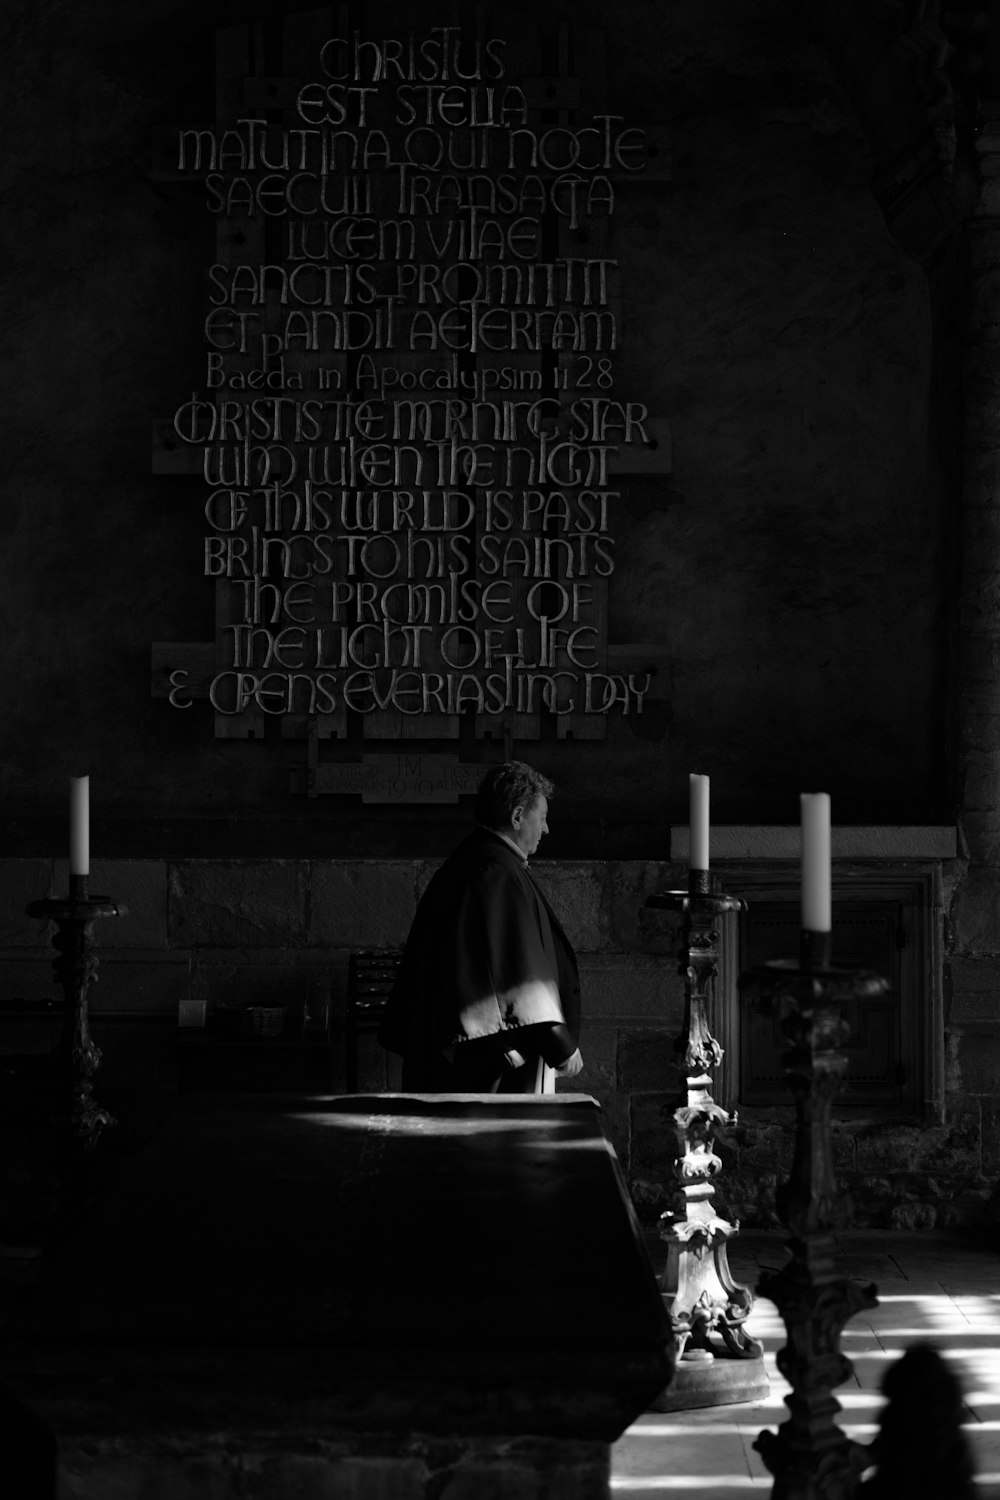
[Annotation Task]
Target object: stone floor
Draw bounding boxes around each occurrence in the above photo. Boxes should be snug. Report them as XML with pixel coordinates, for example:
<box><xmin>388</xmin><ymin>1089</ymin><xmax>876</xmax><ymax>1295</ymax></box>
<box><xmin>615</xmin><ymin>1229</ymin><xmax>1000</xmax><ymax>1498</ymax></box>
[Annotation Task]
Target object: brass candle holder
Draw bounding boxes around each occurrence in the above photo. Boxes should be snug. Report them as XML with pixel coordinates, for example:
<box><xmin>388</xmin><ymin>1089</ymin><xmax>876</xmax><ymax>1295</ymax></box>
<box><xmin>740</xmin><ymin>929</ymin><xmax>888</xmax><ymax>1498</ymax></box>
<box><xmin>26</xmin><ymin>873</ymin><xmax>127</xmax><ymax>1157</ymax></box>
<box><xmin>645</xmin><ymin>869</ymin><xmax>768</xmax><ymax>1410</ymax></box>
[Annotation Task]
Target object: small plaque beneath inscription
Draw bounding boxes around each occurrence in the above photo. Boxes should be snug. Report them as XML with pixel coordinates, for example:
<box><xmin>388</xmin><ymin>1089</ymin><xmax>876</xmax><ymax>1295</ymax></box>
<box><xmin>315</xmin><ymin>755</ymin><xmax>483</xmax><ymax>803</ymax></box>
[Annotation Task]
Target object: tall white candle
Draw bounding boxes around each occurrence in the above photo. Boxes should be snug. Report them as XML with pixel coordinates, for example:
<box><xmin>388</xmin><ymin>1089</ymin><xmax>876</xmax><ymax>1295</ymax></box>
<box><xmin>800</xmin><ymin>792</ymin><xmax>831</xmax><ymax>932</ymax></box>
<box><xmin>689</xmin><ymin>773</ymin><xmax>710</xmax><ymax>870</ymax></box>
<box><xmin>70</xmin><ymin>776</ymin><xmax>90</xmax><ymax>877</ymax></box>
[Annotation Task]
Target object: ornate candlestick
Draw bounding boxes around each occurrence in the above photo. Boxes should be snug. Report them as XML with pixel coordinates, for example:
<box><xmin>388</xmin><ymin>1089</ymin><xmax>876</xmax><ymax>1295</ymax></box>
<box><xmin>645</xmin><ymin>870</ymin><xmax>768</xmax><ymax>1410</ymax></box>
<box><xmin>25</xmin><ymin>874</ymin><xmax>127</xmax><ymax>1157</ymax></box>
<box><xmin>741</xmin><ymin>930</ymin><xmax>887</xmax><ymax>1499</ymax></box>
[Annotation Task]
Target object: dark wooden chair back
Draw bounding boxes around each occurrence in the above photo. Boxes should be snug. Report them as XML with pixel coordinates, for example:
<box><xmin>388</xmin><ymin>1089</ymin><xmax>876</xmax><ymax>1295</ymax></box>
<box><xmin>344</xmin><ymin>950</ymin><xmax>402</xmax><ymax>1091</ymax></box>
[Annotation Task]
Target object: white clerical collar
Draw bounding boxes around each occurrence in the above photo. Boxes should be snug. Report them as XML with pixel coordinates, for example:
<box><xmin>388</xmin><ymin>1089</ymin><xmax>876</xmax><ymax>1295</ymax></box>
<box><xmin>480</xmin><ymin>825</ymin><xmax>529</xmax><ymax>865</ymax></box>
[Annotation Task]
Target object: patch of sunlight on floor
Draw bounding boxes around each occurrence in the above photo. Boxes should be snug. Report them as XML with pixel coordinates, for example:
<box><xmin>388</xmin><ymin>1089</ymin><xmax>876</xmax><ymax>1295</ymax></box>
<box><xmin>863</xmin><ymin>1326</ymin><xmax>998</xmax><ymax>1335</ymax></box>
<box><xmin>613</xmin><ymin>1248</ymin><xmax>1000</xmax><ymax>1500</ymax></box>
<box><xmin>610</xmin><ymin>1479</ymin><xmax>761</xmax><ymax>1492</ymax></box>
<box><xmin>625</xmin><ymin>1425</ymin><xmax>751</xmax><ymax>1438</ymax></box>
<box><xmin>629</xmin><ymin>1421</ymin><xmax>879</xmax><ymax>1438</ymax></box>
<box><xmin>846</xmin><ymin>1346</ymin><xmax>996</xmax><ymax>1362</ymax></box>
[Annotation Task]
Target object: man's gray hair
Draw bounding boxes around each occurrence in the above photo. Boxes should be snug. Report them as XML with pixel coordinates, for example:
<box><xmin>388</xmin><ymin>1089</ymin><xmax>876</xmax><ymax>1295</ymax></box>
<box><xmin>475</xmin><ymin>761</ymin><xmax>554</xmax><ymax>829</ymax></box>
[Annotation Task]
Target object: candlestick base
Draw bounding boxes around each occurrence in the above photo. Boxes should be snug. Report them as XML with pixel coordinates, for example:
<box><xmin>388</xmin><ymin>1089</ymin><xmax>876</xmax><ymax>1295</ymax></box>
<box><xmin>25</xmin><ymin>889</ymin><xmax>128</xmax><ymax>1158</ymax></box>
<box><xmin>648</xmin><ymin>1341</ymin><xmax>768</xmax><ymax>1411</ymax></box>
<box><xmin>644</xmin><ymin>877</ymin><xmax>768</xmax><ymax>1410</ymax></box>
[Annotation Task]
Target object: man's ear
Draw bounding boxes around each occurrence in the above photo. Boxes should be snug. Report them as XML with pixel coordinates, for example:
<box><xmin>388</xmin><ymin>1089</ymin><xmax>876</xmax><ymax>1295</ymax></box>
<box><xmin>511</xmin><ymin>804</ymin><xmax>524</xmax><ymax>828</ymax></box>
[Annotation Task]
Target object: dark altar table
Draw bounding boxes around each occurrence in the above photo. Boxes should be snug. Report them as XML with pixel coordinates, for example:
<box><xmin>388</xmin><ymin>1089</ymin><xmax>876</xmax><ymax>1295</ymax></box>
<box><xmin>1</xmin><ymin>1092</ymin><xmax>673</xmax><ymax>1499</ymax></box>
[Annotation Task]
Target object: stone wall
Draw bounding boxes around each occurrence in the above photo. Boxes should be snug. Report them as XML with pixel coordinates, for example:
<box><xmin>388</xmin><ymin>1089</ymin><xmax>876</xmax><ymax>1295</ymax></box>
<box><xmin>0</xmin><ymin>854</ymin><xmax>685</xmax><ymax>1173</ymax></box>
<box><xmin>3</xmin><ymin>0</ymin><xmax>988</xmax><ymax>1227</ymax></box>
<box><xmin>0</xmin><ymin>0</ymin><xmax>949</xmax><ymax>843</ymax></box>
<box><xmin>56</xmin><ymin>1433</ymin><xmax>611</xmax><ymax>1500</ymax></box>
<box><xmin>4</xmin><ymin>845</ymin><xmax>998</xmax><ymax>1233</ymax></box>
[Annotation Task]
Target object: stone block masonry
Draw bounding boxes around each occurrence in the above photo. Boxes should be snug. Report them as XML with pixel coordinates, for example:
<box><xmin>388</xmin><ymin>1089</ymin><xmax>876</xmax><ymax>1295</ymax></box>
<box><xmin>58</xmin><ymin>1431</ymin><xmax>611</xmax><ymax>1500</ymax></box>
<box><xmin>1</xmin><ymin>851</ymin><xmax>997</xmax><ymax>1231</ymax></box>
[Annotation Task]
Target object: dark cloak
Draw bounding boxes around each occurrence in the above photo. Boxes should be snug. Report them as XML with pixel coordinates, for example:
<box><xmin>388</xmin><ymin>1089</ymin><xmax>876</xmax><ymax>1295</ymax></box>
<box><xmin>378</xmin><ymin>828</ymin><xmax>581</xmax><ymax>1086</ymax></box>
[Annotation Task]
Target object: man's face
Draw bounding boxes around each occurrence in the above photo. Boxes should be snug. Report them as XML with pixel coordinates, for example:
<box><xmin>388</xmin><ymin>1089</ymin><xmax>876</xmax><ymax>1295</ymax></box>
<box><xmin>511</xmin><ymin>794</ymin><xmax>549</xmax><ymax>857</ymax></box>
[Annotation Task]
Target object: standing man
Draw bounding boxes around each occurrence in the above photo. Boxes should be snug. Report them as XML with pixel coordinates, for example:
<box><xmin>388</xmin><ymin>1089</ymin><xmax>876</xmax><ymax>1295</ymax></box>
<box><xmin>378</xmin><ymin>761</ymin><xmax>583</xmax><ymax>1092</ymax></box>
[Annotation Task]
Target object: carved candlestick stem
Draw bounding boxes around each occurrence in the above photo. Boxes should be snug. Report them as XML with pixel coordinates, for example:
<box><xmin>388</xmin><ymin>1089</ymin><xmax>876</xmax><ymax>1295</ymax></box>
<box><xmin>645</xmin><ymin>870</ymin><xmax>767</xmax><ymax>1410</ymax></box>
<box><xmin>741</xmin><ymin>931</ymin><xmax>888</xmax><ymax>1498</ymax></box>
<box><xmin>25</xmin><ymin>876</ymin><xmax>127</xmax><ymax>1157</ymax></box>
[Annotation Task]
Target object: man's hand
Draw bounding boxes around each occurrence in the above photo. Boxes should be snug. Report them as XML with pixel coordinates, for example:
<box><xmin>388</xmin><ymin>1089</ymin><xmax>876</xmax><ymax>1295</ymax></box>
<box><xmin>554</xmin><ymin>1047</ymin><xmax>583</xmax><ymax>1078</ymax></box>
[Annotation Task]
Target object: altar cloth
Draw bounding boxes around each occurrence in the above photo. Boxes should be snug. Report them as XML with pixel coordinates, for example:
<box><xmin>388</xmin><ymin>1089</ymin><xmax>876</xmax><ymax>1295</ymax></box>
<box><xmin>1</xmin><ymin>1092</ymin><xmax>673</xmax><ymax>1441</ymax></box>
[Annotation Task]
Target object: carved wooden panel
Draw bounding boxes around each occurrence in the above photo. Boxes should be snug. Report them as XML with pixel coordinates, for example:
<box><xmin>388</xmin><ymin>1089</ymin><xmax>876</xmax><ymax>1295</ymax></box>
<box><xmin>740</xmin><ymin>901</ymin><xmax>904</xmax><ymax>1106</ymax></box>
